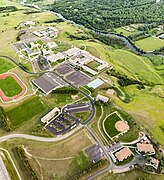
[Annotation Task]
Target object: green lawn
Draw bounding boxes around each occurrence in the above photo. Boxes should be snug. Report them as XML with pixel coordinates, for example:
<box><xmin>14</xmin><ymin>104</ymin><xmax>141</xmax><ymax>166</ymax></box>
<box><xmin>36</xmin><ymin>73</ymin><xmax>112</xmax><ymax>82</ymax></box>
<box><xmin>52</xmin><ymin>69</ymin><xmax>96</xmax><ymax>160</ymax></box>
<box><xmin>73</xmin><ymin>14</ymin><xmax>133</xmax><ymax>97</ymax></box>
<box><xmin>115</xmin><ymin>27</ymin><xmax>137</xmax><ymax>36</ymax></box>
<box><xmin>86</xmin><ymin>61</ymin><xmax>101</xmax><ymax>71</ymax></box>
<box><xmin>73</xmin><ymin>110</ymin><xmax>92</xmax><ymax>123</ymax></box>
<box><xmin>86</xmin><ymin>46</ymin><xmax>100</xmax><ymax>58</ymax></box>
<box><xmin>108</xmin><ymin>49</ymin><xmax>163</xmax><ymax>84</ymax></box>
<box><xmin>6</xmin><ymin>96</ymin><xmax>45</xmax><ymax>128</ymax></box>
<box><xmin>112</xmin><ymin>85</ymin><xmax>164</xmax><ymax>145</ymax></box>
<box><xmin>0</xmin><ymin>58</ymin><xmax>15</xmax><ymax>74</ymax></box>
<box><xmin>135</xmin><ymin>37</ymin><xmax>164</xmax><ymax>51</ymax></box>
<box><xmin>0</xmin><ymin>76</ymin><xmax>22</xmax><ymax>97</ymax></box>
<box><xmin>103</xmin><ymin>113</ymin><xmax>121</xmax><ymax>137</ymax></box>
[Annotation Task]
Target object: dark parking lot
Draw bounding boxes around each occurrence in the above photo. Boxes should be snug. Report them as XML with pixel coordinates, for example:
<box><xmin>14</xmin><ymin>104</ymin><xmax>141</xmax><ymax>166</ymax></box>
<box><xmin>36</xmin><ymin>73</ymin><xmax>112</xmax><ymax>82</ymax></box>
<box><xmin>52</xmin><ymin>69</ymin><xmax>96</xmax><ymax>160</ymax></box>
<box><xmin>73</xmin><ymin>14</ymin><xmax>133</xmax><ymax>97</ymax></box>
<box><xmin>85</xmin><ymin>144</ymin><xmax>104</xmax><ymax>163</ymax></box>
<box><xmin>45</xmin><ymin>113</ymin><xmax>80</xmax><ymax>135</ymax></box>
<box><xmin>62</xmin><ymin>102</ymin><xmax>91</xmax><ymax>114</ymax></box>
<box><xmin>66</xmin><ymin>71</ymin><xmax>91</xmax><ymax>87</ymax></box>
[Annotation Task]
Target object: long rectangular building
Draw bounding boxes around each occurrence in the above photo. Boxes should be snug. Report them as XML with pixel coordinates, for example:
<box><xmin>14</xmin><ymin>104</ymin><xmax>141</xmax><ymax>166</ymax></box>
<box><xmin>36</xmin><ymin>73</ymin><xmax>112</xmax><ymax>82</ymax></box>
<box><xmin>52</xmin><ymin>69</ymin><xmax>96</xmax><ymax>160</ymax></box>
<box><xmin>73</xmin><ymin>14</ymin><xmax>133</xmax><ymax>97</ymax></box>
<box><xmin>32</xmin><ymin>73</ymin><xmax>64</xmax><ymax>94</ymax></box>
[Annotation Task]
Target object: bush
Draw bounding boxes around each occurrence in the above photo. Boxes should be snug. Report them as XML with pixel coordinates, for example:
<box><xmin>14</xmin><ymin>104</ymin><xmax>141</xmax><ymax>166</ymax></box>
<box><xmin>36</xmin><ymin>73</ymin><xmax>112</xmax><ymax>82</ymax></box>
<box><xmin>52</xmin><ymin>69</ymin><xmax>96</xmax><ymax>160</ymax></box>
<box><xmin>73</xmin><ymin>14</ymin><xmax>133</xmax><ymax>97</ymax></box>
<box><xmin>53</xmin><ymin>87</ymin><xmax>78</xmax><ymax>95</ymax></box>
<box><xmin>0</xmin><ymin>106</ymin><xmax>12</xmax><ymax>131</ymax></box>
<box><xmin>15</xmin><ymin>146</ymin><xmax>38</xmax><ymax>180</ymax></box>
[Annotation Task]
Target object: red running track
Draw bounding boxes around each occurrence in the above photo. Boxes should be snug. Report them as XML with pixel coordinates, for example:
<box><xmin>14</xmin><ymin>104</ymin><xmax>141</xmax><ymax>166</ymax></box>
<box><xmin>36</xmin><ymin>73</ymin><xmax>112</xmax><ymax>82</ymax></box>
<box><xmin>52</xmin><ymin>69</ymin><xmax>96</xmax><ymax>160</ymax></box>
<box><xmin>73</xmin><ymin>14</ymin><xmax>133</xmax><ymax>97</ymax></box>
<box><xmin>0</xmin><ymin>73</ymin><xmax>27</xmax><ymax>102</ymax></box>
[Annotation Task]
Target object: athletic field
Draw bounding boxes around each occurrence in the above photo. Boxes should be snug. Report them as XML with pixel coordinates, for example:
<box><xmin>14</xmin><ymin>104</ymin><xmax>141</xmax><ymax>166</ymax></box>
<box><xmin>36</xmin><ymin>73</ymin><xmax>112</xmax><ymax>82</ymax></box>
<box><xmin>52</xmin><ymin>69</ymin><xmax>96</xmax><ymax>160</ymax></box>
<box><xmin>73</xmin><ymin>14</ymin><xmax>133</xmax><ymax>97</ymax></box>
<box><xmin>103</xmin><ymin>112</ymin><xmax>121</xmax><ymax>138</ymax></box>
<box><xmin>0</xmin><ymin>73</ymin><xmax>26</xmax><ymax>102</ymax></box>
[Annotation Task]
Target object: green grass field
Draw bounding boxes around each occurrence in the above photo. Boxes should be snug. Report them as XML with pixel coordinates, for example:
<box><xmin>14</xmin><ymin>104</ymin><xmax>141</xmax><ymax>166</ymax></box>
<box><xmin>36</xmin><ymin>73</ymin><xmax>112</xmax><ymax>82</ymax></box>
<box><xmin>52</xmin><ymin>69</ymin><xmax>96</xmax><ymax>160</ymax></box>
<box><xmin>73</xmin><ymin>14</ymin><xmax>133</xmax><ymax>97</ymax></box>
<box><xmin>112</xmin><ymin>85</ymin><xmax>164</xmax><ymax>145</ymax></box>
<box><xmin>86</xmin><ymin>46</ymin><xmax>101</xmax><ymax>58</ymax></box>
<box><xmin>115</xmin><ymin>27</ymin><xmax>137</xmax><ymax>36</ymax></box>
<box><xmin>108</xmin><ymin>49</ymin><xmax>163</xmax><ymax>84</ymax></box>
<box><xmin>0</xmin><ymin>58</ymin><xmax>15</xmax><ymax>74</ymax></box>
<box><xmin>103</xmin><ymin>113</ymin><xmax>121</xmax><ymax>137</ymax></box>
<box><xmin>135</xmin><ymin>37</ymin><xmax>164</xmax><ymax>51</ymax></box>
<box><xmin>86</xmin><ymin>61</ymin><xmax>101</xmax><ymax>71</ymax></box>
<box><xmin>0</xmin><ymin>76</ymin><xmax>22</xmax><ymax>97</ymax></box>
<box><xmin>6</xmin><ymin>96</ymin><xmax>45</xmax><ymax>128</ymax></box>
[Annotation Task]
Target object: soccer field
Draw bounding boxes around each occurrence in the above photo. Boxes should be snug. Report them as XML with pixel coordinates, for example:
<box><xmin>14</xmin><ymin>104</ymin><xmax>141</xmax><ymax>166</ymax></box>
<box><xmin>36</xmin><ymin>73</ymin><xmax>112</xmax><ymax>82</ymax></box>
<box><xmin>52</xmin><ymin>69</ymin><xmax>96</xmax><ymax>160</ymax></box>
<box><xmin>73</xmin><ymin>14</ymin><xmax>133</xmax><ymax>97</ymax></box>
<box><xmin>0</xmin><ymin>76</ymin><xmax>22</xmax><ymax>97</ymax></box>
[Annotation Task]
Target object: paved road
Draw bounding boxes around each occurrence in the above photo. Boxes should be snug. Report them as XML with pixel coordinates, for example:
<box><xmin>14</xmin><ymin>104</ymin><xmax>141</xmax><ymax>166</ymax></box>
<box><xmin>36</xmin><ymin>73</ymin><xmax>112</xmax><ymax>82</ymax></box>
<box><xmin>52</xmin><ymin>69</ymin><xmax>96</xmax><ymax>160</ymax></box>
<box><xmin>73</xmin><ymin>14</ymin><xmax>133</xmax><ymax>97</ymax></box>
<box><xmin>0</xmin><ymin>148</ymin><xmax>22</xmax><ymax>180</ymax></box>
<box><xmin>0</xmin><ymin>157</ymin><xmax>10</xmax><ymax>180</ymax></box>
<box><xmin>0</xmin><ymin>125</ymin><xmax>83</xmax><ymax>143</ymax></box>
<box><xmin>84</xmin><ymin>125</ymin><xmax>113</xmax><ymax>164</ymax></box>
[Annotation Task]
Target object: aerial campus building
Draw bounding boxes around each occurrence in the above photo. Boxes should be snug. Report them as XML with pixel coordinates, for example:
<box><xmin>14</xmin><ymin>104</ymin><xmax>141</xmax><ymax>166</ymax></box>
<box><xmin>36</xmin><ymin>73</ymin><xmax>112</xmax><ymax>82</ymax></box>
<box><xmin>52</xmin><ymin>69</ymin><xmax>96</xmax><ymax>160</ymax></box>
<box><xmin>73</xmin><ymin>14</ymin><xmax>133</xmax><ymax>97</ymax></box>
<box><xmin>32</xmin><ymin>73</ymin><xmax>67</xmax><ymax>94</ymax></box>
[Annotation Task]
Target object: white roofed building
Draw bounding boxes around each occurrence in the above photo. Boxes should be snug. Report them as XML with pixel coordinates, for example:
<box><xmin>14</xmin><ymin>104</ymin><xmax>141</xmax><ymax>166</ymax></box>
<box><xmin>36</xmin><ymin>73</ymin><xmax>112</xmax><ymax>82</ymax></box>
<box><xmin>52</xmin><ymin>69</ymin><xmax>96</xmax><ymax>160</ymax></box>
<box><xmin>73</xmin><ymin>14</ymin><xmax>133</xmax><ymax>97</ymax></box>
<box><xmin>96</xmin><ymin>94</ymin><xmax>109</xmax><ymax>103</ymax></box>
<box><xmin>47</xmin><ymin>42</ymin><xmax>58</xmax><ymax>49</ymax></box>
<box><xmin>41</xmin><ymin>107</ymin><xmax>60</xmax><ymax>123</ymax></box>
<box><xmin>64</xmin><ymin>47</ymin><xmax>82</xmax><ymax>57</ymax></box>
<box><xmin>47</xmin><ymin>53</ymin><xmax>65</xmax><ymax>62</ymax></box>
<box><xmin>82</xmin><ymin>66</ymin><xmax>98</xmax><ymax>75</ymax></box>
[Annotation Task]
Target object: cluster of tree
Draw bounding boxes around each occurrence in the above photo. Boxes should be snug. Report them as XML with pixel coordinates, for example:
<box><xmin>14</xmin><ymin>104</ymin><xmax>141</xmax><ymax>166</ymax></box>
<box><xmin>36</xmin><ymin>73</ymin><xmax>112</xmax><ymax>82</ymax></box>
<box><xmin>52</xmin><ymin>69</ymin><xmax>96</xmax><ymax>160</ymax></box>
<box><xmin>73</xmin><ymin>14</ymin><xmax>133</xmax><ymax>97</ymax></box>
<box><xmin>92</xmin><ymin>33</ymin><xmax>126</xmax><ymax>48</ymax></box>
<box><xmin>44</xmin><ymin>18</ymin><xmax>64</xmax><ymax>23</ymax></box>
<box><xmin>0</xmin><ymin>6</ymin><xmax>18</xmax><ymax>13</ymax></box>
<box><xmin>65</xmin><ymin>151</ymin><xmax>107</xmax><ymax>179</ymax></box>
<box><xmin>0</xmin><ymin>106</ymin><xmax>12</xmax><ymax>131</ymax></box>
<box><xmin>23</xmin><ymin>10</ymin><xmax>41</xmax><ymax>15</ymax></box>
<box><xmin>137</xmin><ymin>22</ymin><xmax>161</xmax><ymax>32</ymax></box>
<box><xmin>65</xmin><ymin>31</ymin><xmax>92</xmax><ymax>41</ymax></box>
<box><xmin>15</xmin><ymin>146</ymin><xmax>38</xmax><ymax>180</ymax></box>
<box><xmin>18</xmin><ymin>63</ymin><xmax>29</xmax><ymax>72</ymax></box>
<box><xmin>16</xmin><ymin>31</ymin><xmax>26</xmax><ymax>41</ymax></box>
<box><xmin>53</xmin><ymin>87</ymin><xmax>78</xmax><ymax>95</ymax></box>
<box><xmin>128</xmin><ymin>32</ymin><xmax>150</xmax><ymax>41</ymax></box>
<box><xmin>51</xmin><ymin>0</ymin><xmax>164</xmax><ymax>31</ymax></box>
<box><xmin>158</xmin><ymin>156</ymin><xmax>164</xmax><ymax>173</ymax></box>
<box><xmin>25</xmin><ymin>0</ymin><xmax>43</xmax><ymax>2</ymax></box>
<box><xmin>148</xmin><ymin>56</ymin><xmax>164</xmax><ymax>66</ymax></box>
<box><xmin>107</xmin><ymin>69</ymin><xmax>142</xmax><ymax>87</ymax></box>
<box><xmin>154</xmin><ymin>46</ymin><xmax>164</xmax><ymax>54</ymax></box>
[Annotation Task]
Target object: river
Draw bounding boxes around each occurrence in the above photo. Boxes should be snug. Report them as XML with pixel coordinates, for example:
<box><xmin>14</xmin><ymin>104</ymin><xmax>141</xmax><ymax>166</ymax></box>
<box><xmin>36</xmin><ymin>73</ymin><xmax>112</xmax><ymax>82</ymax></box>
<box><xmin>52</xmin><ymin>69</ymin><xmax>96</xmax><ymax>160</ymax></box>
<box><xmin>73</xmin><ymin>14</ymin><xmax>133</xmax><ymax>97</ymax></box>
<box><xmin>22</xmin><ymin>1</ymin><xmax>164</xmax><ymax>57</ymax></box>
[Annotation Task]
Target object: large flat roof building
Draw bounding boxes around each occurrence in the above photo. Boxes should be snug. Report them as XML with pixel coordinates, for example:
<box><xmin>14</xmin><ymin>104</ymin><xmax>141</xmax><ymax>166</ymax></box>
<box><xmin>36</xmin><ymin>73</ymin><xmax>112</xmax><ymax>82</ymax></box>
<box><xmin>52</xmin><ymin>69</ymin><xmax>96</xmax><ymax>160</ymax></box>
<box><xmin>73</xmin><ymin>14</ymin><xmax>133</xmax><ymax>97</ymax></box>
<box><xmin>115</xmin><ymin>147</ymin><xmax>133</xmax><ymax>162</ymax></box>
<box><xmin>64</xmin><ymin>47</ymin><xmax>82</xmax><ymax>57</ymax></box>
<box><xmin>32</xmin><ymin>73</ymin><xmax>63</xmax><ymax>94</ymax></box>
<box><xmin>82</xmin><ymin>66</ymin><xmax>98</xmax><ymax>76</ymax></box>
<box><xmin>87</xmin><ymin>78</ymin><xmax>104</xmax><ymax>89</ymax></box>
<box><xmin>137</xmin><ymin>143</ymin><xmax>155</xmax><ymax>154</ymax></box>
<box><xmin>47</xmin><ymin>53</ymin><xmax>65</xmax><ymax>63</ymax></box>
